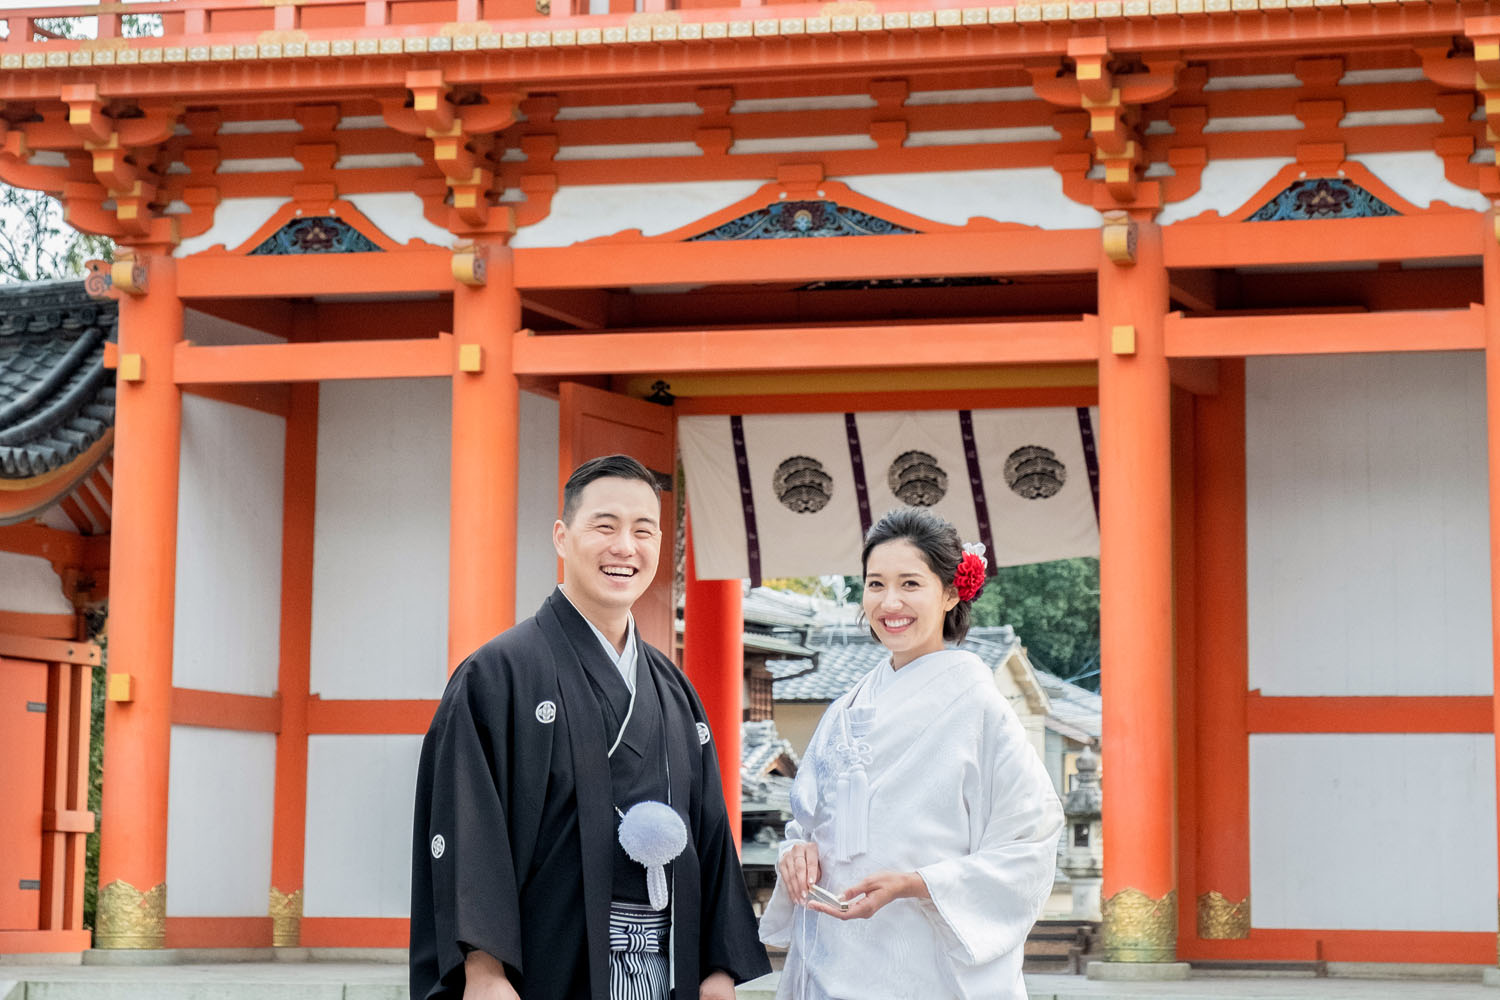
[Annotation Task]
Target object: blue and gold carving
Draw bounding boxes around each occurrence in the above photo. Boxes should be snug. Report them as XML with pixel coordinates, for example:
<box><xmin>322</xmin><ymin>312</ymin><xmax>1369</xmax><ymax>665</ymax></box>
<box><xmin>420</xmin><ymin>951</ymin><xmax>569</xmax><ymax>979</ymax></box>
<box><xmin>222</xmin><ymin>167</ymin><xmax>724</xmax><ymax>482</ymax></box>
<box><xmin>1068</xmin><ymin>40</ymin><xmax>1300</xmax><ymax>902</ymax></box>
<box><xmin>1247</xmin><ymin>178</ymin><xmax>1398</xmax><ymax>222</ymax></box>
<box><xmin>249</xmin><ymin>216</ymin><xmax>381</xmax><ymax>255</ymax></box>
<box><xmin>689</xmin><ymin>201</ymin><xmax>915</xmax><ymax>240</ymax></box>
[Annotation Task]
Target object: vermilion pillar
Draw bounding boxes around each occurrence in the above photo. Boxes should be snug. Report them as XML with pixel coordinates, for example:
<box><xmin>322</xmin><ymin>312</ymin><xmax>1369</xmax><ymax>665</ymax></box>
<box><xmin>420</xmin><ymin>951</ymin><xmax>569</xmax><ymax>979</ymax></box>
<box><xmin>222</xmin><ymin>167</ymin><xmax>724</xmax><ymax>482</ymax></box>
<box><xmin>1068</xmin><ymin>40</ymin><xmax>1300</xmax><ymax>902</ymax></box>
<box><xmin>96</xmin><ymin>252</ymin><xmax>183</xmax><ymax>949</ymax></box>
<box><xmin>1482</xmin><ymin>212</ymin><xmax>1500</xmax><ymax>977</ymax></box>
<box><xmin>448</xmin><ymin>241</ymin><xmax>521</xmax><ymax>670</ymax></box>
<box><xmin>269</xmin><ymin>368</ymin><xmax>318</xmax><ymax>948</ymax></box>
<box><xmin>683</xmin><ymin>518</ymin><xmax>742</xmax><ymax>848</ymax></box>
<box><xmin>1096</xmin><ymin>218</ymin><xmax>1180</xmax><ymax>965</ymax></box>
<box><xmin>1191</xmin><ymin>360</ymin><xmax>1251</xmax><ymax>944</ymax></box>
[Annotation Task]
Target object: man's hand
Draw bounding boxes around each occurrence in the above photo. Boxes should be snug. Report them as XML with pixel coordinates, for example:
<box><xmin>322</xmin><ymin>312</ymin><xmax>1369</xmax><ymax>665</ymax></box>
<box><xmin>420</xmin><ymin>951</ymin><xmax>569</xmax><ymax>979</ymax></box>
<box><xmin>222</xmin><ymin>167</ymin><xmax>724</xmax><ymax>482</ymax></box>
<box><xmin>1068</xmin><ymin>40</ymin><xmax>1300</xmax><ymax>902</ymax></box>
<box><xmin>777</xmin><ymin>841</ymin><xmax>820</xmax><ymax>904</ymax></box>
<box><xmin>464</xmin><ymin>950</ymin><xmax>521</xmax><ymax>1000</ymax></box>
<box><xmin>700</xmin><ymin>969</ymin><xmax>736</xmax><ymax>1000</ymax></box>
<box><xmin>806</xmin><ymin>871</ymin><xmax>929</xmax><ymax>922</ymax></box>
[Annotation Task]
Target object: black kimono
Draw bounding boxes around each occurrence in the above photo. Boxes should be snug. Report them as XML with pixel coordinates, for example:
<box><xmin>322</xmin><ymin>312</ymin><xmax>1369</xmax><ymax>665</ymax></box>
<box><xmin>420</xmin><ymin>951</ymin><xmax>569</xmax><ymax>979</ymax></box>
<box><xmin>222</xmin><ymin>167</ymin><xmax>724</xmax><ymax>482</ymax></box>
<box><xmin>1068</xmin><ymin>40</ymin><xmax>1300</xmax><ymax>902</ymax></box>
<box><xmin>410</xmin><ymin>588</ymin><xmax>770</xmax><ymax>1000</ymax></box>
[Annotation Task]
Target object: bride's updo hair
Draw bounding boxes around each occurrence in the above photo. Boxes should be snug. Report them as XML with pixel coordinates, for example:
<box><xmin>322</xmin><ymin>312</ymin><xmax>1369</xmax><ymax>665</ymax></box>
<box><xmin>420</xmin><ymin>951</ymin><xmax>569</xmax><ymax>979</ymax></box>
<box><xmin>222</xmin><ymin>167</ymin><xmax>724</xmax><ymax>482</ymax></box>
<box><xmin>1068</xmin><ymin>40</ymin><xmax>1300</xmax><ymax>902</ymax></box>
<box><xmin>860</xmin><ymin>507</ymin><xmax>972</xmax><ymax>643</ymax></box>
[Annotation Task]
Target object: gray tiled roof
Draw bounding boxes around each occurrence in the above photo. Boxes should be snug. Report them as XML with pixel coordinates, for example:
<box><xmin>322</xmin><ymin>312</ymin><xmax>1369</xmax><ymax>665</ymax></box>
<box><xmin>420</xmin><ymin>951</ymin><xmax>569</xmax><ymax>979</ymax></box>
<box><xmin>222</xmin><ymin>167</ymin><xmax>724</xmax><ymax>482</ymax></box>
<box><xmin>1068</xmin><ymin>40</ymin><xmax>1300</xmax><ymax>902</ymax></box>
<box><xmin>1035</xmin><ymin>669</ymin><xmax>1102</xmax><ymax>738</ymax></box>
<box><xmin>772</xmin><ymin>625</ymin><xmax>1022</xmax><ymax>702</ymax></box>
<box><xmin>0</xmin><ymin>281</ymin><xmax>116</xmax><ymax>480</ymax></box>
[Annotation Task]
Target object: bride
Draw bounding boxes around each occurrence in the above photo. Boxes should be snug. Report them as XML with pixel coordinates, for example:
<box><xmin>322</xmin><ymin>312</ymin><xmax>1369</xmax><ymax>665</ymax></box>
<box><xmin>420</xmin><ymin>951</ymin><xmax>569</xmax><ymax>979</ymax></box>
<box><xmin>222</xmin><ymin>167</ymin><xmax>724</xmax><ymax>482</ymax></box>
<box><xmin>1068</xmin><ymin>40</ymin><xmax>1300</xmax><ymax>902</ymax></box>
<box><xmin>759</xmin><ymin>507</ymin><xmax>1064</xmax><ymax>999</ymax></box>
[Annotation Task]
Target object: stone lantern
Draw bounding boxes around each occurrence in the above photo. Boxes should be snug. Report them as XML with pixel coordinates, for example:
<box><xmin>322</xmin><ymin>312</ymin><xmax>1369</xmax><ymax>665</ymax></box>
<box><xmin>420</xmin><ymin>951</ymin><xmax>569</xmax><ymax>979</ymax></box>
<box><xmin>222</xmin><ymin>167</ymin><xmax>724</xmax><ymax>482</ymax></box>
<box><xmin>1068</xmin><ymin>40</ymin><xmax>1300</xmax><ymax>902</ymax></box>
<box><xmin>1060</xmin><ymin>745</ymin><xmax>1103</xmax><ymax>921</ymax></box>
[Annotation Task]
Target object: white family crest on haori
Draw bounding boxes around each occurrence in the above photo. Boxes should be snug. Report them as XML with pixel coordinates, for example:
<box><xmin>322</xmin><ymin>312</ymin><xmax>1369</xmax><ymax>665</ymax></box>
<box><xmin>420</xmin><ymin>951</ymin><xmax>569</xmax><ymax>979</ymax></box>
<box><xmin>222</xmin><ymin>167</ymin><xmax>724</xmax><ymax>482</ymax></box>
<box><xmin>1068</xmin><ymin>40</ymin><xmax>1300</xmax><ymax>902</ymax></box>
<box><xmin>430</xmin><ymin>834</ymin><xmax>446</xmax><ymax>860</ymax></box>
<box><xmin>618</xmin><ymin>801</ymin><xmax>689</xmax><ymax>911</ymax></box>
<box><xmin>696</xmin><ymin>722</ymin><xmax>712</xmax><ymax>745</ymax></box>
<box><xmin>678</xmin><ymin>407</ymin><xmax>1099</xmax><ymax>581</ymax></box>
<box><xmin>535</xmin><ymin>700</ymin><xmax>557</xmax><ymax>724</ymax></box>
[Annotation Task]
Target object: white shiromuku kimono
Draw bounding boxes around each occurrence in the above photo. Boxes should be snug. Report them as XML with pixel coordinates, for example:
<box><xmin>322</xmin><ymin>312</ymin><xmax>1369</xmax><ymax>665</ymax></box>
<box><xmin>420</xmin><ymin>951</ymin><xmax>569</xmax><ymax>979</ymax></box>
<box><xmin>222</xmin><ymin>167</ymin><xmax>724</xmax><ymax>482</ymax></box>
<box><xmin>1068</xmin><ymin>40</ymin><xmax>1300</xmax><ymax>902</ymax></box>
<box><xmin>759</xmin><ymin>647</ymin><xmax>1064</xmax><ymax>1000</ymax></box>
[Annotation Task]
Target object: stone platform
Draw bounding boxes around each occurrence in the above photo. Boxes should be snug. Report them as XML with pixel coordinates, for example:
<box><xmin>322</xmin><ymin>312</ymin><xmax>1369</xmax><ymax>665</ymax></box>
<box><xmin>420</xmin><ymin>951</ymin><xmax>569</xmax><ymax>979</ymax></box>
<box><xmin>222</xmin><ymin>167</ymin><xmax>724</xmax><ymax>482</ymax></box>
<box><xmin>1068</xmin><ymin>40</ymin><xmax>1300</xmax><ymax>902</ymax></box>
<box><xmin>2</xmin><ymin>961</ymin><xmax>1497</xmax><ymax>999</ymax></box>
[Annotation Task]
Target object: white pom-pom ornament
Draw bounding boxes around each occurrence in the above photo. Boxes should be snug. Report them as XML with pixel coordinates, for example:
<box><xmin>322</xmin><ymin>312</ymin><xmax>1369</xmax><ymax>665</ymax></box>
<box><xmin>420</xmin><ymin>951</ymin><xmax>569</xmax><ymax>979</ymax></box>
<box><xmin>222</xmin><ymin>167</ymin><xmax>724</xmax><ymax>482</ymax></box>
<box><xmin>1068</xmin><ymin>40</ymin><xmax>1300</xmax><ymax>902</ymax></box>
<box><xmin>618</xmin><ymin>801</ymin><xmax>688</xmax><ymax>911</ymax></box>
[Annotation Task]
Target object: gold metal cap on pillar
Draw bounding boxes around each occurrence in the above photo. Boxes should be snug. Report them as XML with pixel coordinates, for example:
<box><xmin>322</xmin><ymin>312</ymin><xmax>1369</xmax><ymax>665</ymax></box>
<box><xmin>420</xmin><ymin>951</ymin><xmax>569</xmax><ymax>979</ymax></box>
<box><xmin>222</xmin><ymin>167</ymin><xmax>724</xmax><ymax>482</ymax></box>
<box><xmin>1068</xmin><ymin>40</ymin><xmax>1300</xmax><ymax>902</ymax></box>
<box><xmin>1101</xmin><ymin>888</ymin><xmax>1177</xmax><ymax>962</ymax></box>
<box><xmin>269</xmin><ymin>887</ymin><xmax>303</xmax><ymax>947</ymax></box>
<box><xmin>94</xmin><ymin>880</ymin><xmax>166</xmax><ymax>949</ymax></box>
<box><xmin>1197</xmin><ymin>891</ymin><xmax>1250</xmax><ymax>939</ymax></box>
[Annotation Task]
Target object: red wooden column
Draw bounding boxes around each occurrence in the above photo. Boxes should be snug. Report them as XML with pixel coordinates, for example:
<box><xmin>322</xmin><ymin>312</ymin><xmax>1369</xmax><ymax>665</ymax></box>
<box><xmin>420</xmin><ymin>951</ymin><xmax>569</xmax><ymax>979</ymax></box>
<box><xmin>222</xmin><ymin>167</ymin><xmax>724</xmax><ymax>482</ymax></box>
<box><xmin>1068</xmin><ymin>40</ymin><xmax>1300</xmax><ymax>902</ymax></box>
<box><xmin>269</xmin><ymin>331</ymin><xmax>319</xmax><ymax>948</ymax></box>
<box><xmin>1483</xmin><ymin>211</ymin><xmax>1500</xmax><ymax>979</ymax></box>
<box><xmin>1095</xmin><ymin>218</ymin><xmax>1183</xmax><ymax>970</ymax></box>
<box><xmin>1190</xmin><ymin>360</ymin><xmax>1252</xmax><ymax>948</ymax></box>
<box><xmin>448</xmin><ymin>241</ymin><xmax>521</xmax><ymax>670</ymax></box>
<box><xmin>683</xmin><ymin>518</ymin><xmax>742</xmax><ymax>849</ymax></box>
<box><xmin>96</xmin><ymin>251</ymin><xmax>183</xmax><ymax>949</ymax></box>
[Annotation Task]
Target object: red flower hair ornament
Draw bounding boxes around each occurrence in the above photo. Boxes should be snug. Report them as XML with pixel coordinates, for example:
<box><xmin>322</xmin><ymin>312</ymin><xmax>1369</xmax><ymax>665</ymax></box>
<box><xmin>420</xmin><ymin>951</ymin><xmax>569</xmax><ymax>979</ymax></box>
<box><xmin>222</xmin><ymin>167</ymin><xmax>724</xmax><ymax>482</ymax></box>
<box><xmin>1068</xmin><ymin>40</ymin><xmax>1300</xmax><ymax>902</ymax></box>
<box><xmin>954</xmin><ymin>542</ymin><xmax>988</xmax><ymax>602</ymax></box>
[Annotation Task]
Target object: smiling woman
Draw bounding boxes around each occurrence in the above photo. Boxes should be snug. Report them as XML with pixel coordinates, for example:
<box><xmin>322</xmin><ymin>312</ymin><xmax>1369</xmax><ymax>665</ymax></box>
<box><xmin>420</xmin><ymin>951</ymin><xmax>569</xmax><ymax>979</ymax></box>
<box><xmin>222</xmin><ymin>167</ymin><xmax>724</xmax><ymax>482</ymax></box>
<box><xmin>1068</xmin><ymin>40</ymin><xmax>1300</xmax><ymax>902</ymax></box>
<box><xmin>761</xmin><ymin>506</ymin><xmax>1064</xmax><ymax>1000</ymax></box>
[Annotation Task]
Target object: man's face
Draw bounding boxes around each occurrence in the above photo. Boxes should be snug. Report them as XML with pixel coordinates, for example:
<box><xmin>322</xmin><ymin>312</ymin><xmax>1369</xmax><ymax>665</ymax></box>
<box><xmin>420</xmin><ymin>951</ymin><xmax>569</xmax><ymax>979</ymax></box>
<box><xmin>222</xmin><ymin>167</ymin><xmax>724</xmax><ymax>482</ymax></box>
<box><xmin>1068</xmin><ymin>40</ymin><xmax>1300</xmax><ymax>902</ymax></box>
<box><xmin>553</xmin><ymin>476</ymin><xmax>662</xmax><ymax>619</ymax></box>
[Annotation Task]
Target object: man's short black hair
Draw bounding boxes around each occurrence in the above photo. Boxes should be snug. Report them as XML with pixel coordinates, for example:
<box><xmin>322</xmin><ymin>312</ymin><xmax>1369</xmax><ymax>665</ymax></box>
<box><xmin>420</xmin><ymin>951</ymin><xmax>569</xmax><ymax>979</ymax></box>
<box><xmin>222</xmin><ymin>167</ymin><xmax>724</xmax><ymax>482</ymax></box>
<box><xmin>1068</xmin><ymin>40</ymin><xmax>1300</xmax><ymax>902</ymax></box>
<box><xmin>561</xmin><ymin>454</ymin><xmax>662</xmax><ymax>525</ymax></box>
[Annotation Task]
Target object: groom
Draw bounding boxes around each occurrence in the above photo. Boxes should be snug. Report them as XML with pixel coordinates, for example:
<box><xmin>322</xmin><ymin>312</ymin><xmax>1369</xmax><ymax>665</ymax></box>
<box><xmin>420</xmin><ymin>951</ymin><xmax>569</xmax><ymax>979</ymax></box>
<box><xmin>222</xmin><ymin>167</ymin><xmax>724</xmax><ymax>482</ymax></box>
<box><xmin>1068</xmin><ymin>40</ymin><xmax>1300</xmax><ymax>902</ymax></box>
<box><xmin>410</xmin><ymin>454</ymin><xmax>769</xmax><ymax>1000</ymax></box>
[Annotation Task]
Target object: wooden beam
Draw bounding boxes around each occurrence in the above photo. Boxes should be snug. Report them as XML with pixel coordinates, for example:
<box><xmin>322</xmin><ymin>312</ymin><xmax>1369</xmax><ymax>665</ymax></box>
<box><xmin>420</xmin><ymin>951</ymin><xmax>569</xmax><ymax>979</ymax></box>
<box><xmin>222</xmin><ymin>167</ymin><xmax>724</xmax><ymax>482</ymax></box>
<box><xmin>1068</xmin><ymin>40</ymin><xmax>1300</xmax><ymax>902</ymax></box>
<box><xmin>1168</xmin><ymin>270</ymin><xmax>1218</xmax><ymax>314</ymax></box>
<box><xmin>171</xmin><ymin>688</ymin><xmax>282</xmax><ymax>733</ymax></box>
<box><xmin>0</xmin><ymin>635</ymin><xmax>99</xmax><ymax>666</ymax></box>
<box><xmin>183</xmin><ymin>383</ymin><xmax>291</xmax><ymax>417</ymax></box>
<box><xmin>1163</xmin><ymin>307</ymin><xmax>1482</xmax><ymax>358</ymax></box>
<box><xmin>514</xmin><ymin>230</ymin><xmax>1100</xmax><ymax>290</ymax></box>
<box><xmin>1162</xmin><ymin>214</ymin><xmax>1484</xmax><ymax>270</ymax></box>
<box><xmin>305</xmin><ymin>697</ymin><xmax>437</xmax><ymax>735</ymax></box>
<box><xmin>178</xmin><ymin>250</ymin><xmax>454</xmax><ymax>299</ymax></box>
<box><xmin>1168</xmin><ymin>358</ymin><xmax>1220</xmax><ymax>395</ymax></box>
<box><xmin>514</xmin><ymin>319</ymin><xmax>1099</xmax><ymax>376</ymax></box>
<box><xmin>522</xmin><ymin>289</ymin><xmax>612</xmax><ymax>330</ymax></box>
<box><xmin>173</xmin><ymin>335</ymin><xmax>455</xmax><ymax>384</ymax></box>
<box><xmin>1246</xmin><ymin>692</ymin><xmax>1492</xmax><ymax>734</ymax></box>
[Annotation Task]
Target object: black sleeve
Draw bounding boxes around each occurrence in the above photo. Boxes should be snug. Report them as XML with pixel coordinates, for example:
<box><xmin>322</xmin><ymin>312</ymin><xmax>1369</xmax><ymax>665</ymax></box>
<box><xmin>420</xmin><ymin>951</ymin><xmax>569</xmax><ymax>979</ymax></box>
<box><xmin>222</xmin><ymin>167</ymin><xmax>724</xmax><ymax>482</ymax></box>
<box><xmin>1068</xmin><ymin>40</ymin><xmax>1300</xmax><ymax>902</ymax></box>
<box><xmin>409</xmin><ymin>662</ymin><xmax>524</xmax><ymax>1000</ymax></box>
<box><xmin>685</xmin><ymin>686</ymin><xmax>773</xmax><ymax>986</ymax></box>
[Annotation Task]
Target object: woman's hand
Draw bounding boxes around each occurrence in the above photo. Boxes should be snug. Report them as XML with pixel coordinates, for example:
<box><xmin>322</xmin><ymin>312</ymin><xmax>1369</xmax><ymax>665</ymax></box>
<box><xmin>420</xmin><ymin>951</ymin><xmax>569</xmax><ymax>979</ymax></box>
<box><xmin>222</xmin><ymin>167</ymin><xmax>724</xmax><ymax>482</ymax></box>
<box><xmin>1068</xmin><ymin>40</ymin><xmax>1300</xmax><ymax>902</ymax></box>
<box><xmin>464</xmin><ymin>950</ymin><xmax>521</xmax><ymax>1000</ymax></box>
<box><xmin>806</xmin><ymin>871</ymin><xmax>929</xmax><ymax>921</ymax></box>
<box><xmin>699</xmin><ymin>969</ymin><xmax>736</xmax><ymax>1000</ymax></box>
<box><xmin>777</xmin><ymin>841</ymin><xmax>821</xmax><ymax>904</ymax></box>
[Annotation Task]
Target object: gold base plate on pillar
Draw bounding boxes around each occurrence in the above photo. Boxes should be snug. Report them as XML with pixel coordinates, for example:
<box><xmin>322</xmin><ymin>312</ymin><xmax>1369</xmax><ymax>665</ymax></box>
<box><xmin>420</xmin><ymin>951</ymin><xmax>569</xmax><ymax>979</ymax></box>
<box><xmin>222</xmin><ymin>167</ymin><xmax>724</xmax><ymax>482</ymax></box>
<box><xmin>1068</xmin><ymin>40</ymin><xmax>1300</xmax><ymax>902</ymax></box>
<box><xmin>1102</xmin><ymin>887</ymin><xmax>1177</xmax><ymax>963</ymax></box>
<box><xmin>269</xmin><ymin>887</ymin><xmax>303</xmax><ymax>948</ymax></box>
<box><xmin>1197</xmin><ymin>890</ymin><xmax>1250</xmax><ymax>939</ymax></box>
<box><xmin>95</xmin><ymin>880</ymin><xmax>166</xmax><ymax>949</ymax></box>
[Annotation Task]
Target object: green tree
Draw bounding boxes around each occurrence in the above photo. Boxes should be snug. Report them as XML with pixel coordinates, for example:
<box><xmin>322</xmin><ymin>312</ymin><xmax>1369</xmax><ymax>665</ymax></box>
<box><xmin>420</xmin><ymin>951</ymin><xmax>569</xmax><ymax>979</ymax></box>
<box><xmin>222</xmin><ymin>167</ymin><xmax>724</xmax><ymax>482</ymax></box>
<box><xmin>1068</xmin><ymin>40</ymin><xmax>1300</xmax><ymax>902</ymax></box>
<box><xmin>970</xmin><ymin>557</ymin><xmax>1100</xmax><ymax>690</ymax></box>
<box><xmin>0</xmin><ymin>186</ymin><xmax>114</xmax><ymax>283</ymax></box>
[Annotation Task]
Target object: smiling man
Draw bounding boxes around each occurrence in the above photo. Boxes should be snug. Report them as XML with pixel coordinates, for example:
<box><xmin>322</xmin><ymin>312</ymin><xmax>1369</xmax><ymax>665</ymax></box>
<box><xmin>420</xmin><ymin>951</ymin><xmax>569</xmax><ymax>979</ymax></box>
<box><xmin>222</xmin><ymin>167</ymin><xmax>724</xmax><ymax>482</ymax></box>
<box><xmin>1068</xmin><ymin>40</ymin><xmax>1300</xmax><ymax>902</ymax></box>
<box><xmin>410</xmin><ymin>455</ymin><xmax>769</xmax><ymax>1000</ymax></box>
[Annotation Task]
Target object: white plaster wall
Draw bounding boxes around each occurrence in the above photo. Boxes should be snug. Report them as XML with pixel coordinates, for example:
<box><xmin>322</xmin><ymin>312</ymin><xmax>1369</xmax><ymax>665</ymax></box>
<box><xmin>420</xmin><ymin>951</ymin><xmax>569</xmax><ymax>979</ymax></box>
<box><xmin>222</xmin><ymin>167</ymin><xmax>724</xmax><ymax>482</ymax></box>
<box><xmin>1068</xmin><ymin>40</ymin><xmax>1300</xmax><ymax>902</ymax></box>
<box><xmin>165</xmin><ymin>726</ymin><xmax>277</xmax><ymax>916</ymax></box>
<box><xmin>1157</xmin><ymin>157</ymin><xmax>1295</xmax><ymax>223</ymax></box>
<box><xmin>302</xmin><ymin>734</ymin><xmax>422</xmax><ymax>918</ymax></box>
<box><xmin>0</xmin><ymin>552</ymin><xmax>72</xmax><ymax>615</ymax></box>
<box><xmin>515</xmin><ymin>390</ymin><xmax>560</xmax><ymax>622</ymax></box>
<box><xmin>1249</xmin><ymin>733</ymin><xmax>1496</xmax><ymax>931</ymax></box>
<box><xmin>175</xmin><ymin>197</ymin><xmax>287</xmax><ymax>257</ymax></box>
<box><xmin>1355</xmin><ymin>151</ymin><xmax>1490</xmax><ymax>212</ymax></box>
<box><xmin>346</xmin><ymin>193</ymin><xmax>455</xmax><ymax>248</ymax></box>
<box><xmin>1246</xmin><ymin>353</ymin><xmax>1491</xmax><ymax>697</ymax></box>
<box><xmin>309</xmin><ymin>379</ymin><xmax>450</xmax><ymax>701</ymax></box>
<box><xmin>841</xmin><ymin>169</ymin><xmax>1101</xmax><ymax>230</ymax></box>
<box><xmin>173</xmin><ymin>394</ymin><xmax>286</xmax><ymax>697</ymax></box>
<box><xmin>511</xmin><ymin>180</ymin><xmax>764</xmax><ymax>248</ymax></box>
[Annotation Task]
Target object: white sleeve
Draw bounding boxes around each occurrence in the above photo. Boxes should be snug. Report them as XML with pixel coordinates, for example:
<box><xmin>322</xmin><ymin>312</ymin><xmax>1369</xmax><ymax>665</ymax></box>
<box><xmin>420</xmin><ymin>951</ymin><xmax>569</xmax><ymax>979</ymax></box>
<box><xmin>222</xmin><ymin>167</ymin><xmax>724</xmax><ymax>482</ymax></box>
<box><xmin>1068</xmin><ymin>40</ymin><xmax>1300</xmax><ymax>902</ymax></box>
<box><xmin>915</xmin><ymin>704</ymin><xmax>1064</xmax><ymax>967</ymax></box>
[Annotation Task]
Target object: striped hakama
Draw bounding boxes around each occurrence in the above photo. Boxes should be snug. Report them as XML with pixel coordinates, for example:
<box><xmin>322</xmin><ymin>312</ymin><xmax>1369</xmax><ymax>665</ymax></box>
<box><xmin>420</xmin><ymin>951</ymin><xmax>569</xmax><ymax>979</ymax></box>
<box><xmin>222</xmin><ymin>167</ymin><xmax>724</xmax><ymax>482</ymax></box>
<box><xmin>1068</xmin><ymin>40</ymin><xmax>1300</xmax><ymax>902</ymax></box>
<box><xmin>608</xmin><ymin>900</ymin><xmax>671</xmax><ymax>1000</ymax></box>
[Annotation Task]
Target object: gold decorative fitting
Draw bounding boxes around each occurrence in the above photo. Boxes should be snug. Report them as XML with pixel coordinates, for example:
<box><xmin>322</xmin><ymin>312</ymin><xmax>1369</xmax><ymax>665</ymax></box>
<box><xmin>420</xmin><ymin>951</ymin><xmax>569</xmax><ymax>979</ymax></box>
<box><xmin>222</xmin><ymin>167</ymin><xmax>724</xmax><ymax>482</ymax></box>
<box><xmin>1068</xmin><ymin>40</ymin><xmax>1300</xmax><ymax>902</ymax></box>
<box><xmin>269</xmin><ymin>887</ymin><xmax>303</xmax><ymax>948</ymax></box>
<box><xmin>1197</xmin><ymin>891</ymin><xmax>1250</xmax><ymax>939</ymax></box>
<box><xmin>1102</xmin><ymin>887</ymin><xmax>1177</xmax><ymax>962</ymax></box>
<box><xmin>110</xmin><ymin>257</ymin><xmax>147</xmax><ymax>295</ymax></box>
<box><xmin>95</xmin><ymin>880</ymin><xmax>166</xmax><ymax>949</ymax></box>
<box><xmin>106</xmin><ymin>672</ymin><xmax>134</xmax><ymax>701</ymax></box>
<box><xmin>1110</xmin><ymin>325</ymin><xmax>1136</xmax><ymax>355</ymax></box>
<box><xmin>452</xmin><ymin>247</ymin><xmax>488</xmax><ymax>286</ymax></box>
<box><xmin>458</xmin><ymin>344</ymin><xmax>484</xmax><ymax>373</ymax></box>
<box><xmin>1101</xmin><ymin>210</ymin><xmax>1138</xmax><ymax>265</ymax></box>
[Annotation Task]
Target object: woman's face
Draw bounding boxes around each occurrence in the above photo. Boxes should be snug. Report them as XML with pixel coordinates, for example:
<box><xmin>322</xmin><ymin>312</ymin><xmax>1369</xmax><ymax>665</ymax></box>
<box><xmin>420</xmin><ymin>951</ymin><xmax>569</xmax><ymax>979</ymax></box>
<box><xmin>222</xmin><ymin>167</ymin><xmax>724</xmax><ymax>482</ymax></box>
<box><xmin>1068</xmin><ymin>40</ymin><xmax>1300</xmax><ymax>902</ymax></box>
<box><xmin>862</xmin><ymin>538</ymin><xmax>960</xmax><ymax>669</ymax></box>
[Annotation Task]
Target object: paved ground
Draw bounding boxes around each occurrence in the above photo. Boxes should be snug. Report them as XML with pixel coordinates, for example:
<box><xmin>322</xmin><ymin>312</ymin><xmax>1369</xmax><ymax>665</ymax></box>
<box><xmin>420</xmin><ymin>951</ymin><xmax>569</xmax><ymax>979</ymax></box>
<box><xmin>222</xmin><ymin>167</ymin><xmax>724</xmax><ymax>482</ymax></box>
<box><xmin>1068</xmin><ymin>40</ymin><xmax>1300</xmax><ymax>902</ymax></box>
<box><xmin>3</xmin><ymin>963</ymin><xmax>1499</xmax><ymax>999</ymax></box>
